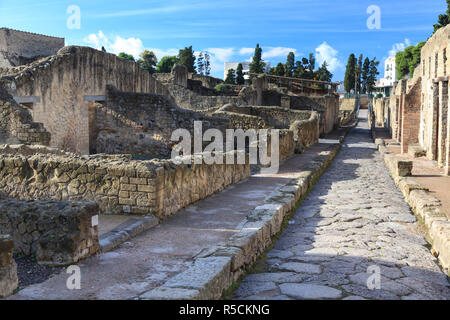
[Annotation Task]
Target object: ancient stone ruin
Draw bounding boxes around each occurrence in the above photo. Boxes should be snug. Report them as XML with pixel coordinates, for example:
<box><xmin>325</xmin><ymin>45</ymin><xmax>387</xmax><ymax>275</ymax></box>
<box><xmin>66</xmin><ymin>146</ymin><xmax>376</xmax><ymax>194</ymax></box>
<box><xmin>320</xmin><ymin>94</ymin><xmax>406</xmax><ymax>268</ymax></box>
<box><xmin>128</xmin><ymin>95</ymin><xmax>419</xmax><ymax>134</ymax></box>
<box><xmin>0</xmin><ymin>28</ymin><xmax>339</xmax><ymax>282</ymax></box>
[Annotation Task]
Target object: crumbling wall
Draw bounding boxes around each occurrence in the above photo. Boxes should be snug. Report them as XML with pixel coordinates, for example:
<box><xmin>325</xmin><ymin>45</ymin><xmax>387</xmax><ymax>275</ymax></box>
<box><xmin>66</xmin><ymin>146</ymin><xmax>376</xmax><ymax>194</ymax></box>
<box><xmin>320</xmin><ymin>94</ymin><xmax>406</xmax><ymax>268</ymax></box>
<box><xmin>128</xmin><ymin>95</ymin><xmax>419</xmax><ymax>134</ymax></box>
<box><xmin>159</xmin><ymin>82</ymin><xmax>246</xmax><ymax>111</ymax></box>
<box><xmin>0</xmin><ymin>151</ymin><xmax>250</xmax><ymax>218</ymax></box>
<box><xmin>0</xmin><ymin>46</ymin><xmax>174</xmax><ymax>154</ymax></box>
<box><xmin>307</xmin><ymin>95</ymin><xmax>339</xmax><ymax>135</ymax></box>
<box><xmin>214</xmin><ymin>105</ymin><xmax>319</xmax><ymax>158</ymax></box>
<box><xmin>0</xmin><ymin>199</ymin><xmax>99</xmax><ymax>266</ymax></box>
<box><xmin>92</xmin><ymin>86</ymin><xmax>230</xmax><ymax>158</ymax></box>
<box><xmin>0</xmin><ymin>85</ymin><xmax>50</xmax><ymax>145</ymax></box>
<box><xmin>339</xmin><ymin>98</ymin><xmax>357</xmax><ymax>126</ymax></box>
<box><xmin>0</xmin><ymin>28</ymin><xmax>64</xmax><ymax>68</ymax></box>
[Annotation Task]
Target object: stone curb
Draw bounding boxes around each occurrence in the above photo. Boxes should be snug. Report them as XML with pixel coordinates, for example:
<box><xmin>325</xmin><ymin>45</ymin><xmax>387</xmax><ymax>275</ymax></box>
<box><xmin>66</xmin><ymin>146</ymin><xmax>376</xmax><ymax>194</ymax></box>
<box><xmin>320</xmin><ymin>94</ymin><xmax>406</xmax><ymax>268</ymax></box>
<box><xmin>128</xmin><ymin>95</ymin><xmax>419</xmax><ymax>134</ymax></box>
<box><xmin>137</xmin><ymin>137</ymin><xmax>345</xmax><ymax>300</ymax></box>
<box><xmin>99</xmin><ymin>215</ymin><xmax>159</xmax><ymax>253</ymax></box>
<box><xmin>372</xmin><ymin>133</ymin><xmax>450</xmax><ymax>275</ymax></box>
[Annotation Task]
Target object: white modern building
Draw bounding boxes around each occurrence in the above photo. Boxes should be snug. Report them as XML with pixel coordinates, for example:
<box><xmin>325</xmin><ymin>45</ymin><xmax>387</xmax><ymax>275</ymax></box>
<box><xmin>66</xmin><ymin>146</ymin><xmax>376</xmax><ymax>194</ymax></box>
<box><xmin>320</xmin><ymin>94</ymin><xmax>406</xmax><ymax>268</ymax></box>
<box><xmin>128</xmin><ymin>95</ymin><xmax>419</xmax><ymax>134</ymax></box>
<box><xmin>224</xmin><ymin>61</ymin><xmax>271</xmax><ymax>80</ymax></box>
<box><xmin>375</xmin><ymin>56</ymin><xmax>396</xmax><ymax>96</ymax></box>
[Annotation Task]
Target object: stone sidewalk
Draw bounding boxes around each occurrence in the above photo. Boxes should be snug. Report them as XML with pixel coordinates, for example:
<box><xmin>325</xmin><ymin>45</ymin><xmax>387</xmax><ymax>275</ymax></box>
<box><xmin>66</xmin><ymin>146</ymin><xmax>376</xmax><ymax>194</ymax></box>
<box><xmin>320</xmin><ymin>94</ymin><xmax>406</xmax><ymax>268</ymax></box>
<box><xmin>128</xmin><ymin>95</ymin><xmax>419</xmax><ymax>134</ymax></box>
<box><xmin>9</xmin><ymin>138</ymin><xmax>340</xmax><ymax>300</ymax></box>
<box><xmin>232</xmin><ymin>110</ymin><xmax>450</xmax><ymax>300</ymax></box>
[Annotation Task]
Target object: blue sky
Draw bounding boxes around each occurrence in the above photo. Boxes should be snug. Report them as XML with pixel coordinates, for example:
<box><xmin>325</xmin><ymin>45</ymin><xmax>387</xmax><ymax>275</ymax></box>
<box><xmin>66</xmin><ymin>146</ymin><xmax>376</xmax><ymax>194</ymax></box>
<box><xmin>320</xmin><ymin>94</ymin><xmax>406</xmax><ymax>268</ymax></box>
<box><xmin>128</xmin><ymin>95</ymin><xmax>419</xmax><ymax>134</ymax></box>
<box><xmin>0</xmin><ymin>0</ymin><xmax>446</xmax><ymax>80</ymax></box>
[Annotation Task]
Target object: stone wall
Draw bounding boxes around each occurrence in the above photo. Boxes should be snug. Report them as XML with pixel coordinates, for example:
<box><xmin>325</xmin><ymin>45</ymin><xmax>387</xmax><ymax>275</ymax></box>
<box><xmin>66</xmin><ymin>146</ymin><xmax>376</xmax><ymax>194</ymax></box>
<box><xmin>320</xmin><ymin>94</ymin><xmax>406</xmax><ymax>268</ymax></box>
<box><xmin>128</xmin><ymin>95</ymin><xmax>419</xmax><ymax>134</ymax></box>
<box><xmin>305</xmin><ymin>95</ymin><xmax>339</xmax><ymax>136</ymax></box>
<box><xmin>214</xmin><ymin>104</ymin><xmax>319</xmax><ymax>158</ymax></box>
<box><xmin>0</xmin><ymin>46</ymin><xmax>174</xmax><ymax>154</ymax></box>
<box><xmin>417</xmin><ymin>25</ymin><xmax>450</xmax><ymax>171</ymax></box>
<box><xmin>0</xmin><ymin>151</ymin><xmax>250</xmax><ymax>218</ymax></box>
<box><xmin>92</xmin><ymin>86</ymin><xmax>230</xmax><ymax>158</ymax></box>
<box><xmin>373</xmin><ymin>25</ymin><xmax>450</xmax><ymax>175</ymax></box>
<box><xmin>0</xmin><ymin>85</ymin><xmax>50</xmax><ymax>145</ymax></box>
<box><xmin>189</xmin><ymin>73</ymin><xmax>224</xmax><ymax>89</ymax></box>
<box><xmin>339</xmin><ymin>98</ymin><xmax>357</xmax><ymax>126</ymax></box>
<box><xmin>0</xmin><ymin>199</ymin><xmax>99</xmax><ymax>266</ymax></box>
<box><xmin>0</xmin><ymin>28</ymin><xmax>64</xmax><ymax>68</ymax></box>
<box><xmin>0</xmin><ymin>235</ymin><xmax>17</xmax><ymax>298</ymax></box>
<box><xmin>159</xmin><ymin>82</ymin><xmax>246</xmax><ymax>111</ymax></box>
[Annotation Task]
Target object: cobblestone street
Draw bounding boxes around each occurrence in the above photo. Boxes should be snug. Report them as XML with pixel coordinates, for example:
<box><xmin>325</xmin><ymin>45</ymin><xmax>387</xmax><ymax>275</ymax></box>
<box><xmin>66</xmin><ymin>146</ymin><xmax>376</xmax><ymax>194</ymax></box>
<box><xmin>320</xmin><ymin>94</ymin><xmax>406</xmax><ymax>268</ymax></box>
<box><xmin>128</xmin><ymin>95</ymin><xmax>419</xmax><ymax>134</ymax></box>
<box><xmin>233</xmin><ymin>111</ymin><xmax>450</xmax><ymax>300</ymax></box>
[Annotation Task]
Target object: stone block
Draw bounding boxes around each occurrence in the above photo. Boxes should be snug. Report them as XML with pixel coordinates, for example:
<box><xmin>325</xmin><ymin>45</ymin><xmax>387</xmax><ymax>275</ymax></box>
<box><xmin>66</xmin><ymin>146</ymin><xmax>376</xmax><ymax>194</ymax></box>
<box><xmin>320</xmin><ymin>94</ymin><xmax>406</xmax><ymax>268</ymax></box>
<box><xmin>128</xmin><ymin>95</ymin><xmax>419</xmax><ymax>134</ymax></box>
<box><xmin>396</xmin><ymin>160</ymin><xmax>413</xmax><ymax>177</ymax></box>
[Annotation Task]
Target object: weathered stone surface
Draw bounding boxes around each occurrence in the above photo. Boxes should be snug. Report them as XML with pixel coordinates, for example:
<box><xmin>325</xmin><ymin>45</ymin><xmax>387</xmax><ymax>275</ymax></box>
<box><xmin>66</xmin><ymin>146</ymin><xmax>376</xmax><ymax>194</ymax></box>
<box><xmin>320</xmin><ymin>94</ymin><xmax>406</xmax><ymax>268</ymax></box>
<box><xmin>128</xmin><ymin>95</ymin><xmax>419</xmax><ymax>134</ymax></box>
<box><xmin>0</xmin><ymin>260</ymin><xmax>18</xmax><ymax>298</ymax></box>
<box><xmin>139</xmin><ymin>287</ymin><xmax>200</xmax><ymax>300</ymax></box>
<box><xmin>0</xmin><ymin>235</ymin><xmax>17</xmax><ymax>298</ymax></box>
<box><xmin>0</xmin><ymin>199</ymin><xmax>99</xmax><ymax>265</ymax></box>
<box><xmin>163</xmin><ymin>257</ymin><xmax>232</xmax><ymax>300</ymax></box>
<box><xmin>279</xmin><ymin>283</ymin><xmax>342</xmax><ymax>299</ymax></box>
<box><xmin>233</xmin><ymin>112</ymin><xmax>450</xmax><ymax>300</ymax></box>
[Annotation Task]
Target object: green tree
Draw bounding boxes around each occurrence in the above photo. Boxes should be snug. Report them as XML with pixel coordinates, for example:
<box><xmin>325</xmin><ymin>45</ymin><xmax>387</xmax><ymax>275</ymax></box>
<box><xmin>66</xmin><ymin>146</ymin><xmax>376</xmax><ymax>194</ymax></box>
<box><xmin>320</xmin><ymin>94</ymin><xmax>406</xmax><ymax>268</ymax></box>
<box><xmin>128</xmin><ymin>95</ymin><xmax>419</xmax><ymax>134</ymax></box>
<box><xmin>395</xmin><ymin>42</ymin><xmax>426</xmax><ymax>79</ymax></box>
<box><xmin>293</xmin><ymin>61</ymin><xmax>305</xmax><ymax>78</ymax></box>
<box><xmin>118</xmin><ymin>52</ymin><xmax>135</xmax><ymax>62</ymax></box>
<box><xmin>137</xmin><ymin>50</ymin><xmax>157</xmax><ymax>74</ymax></box>
<box><xmin>434</xmin><ymin>0</ymin><xmax>450</xmax><ymax>33</ymax></box>
<box><xmin>249</xmin><ymin>44</ymin><xmax>265</xmax><ymax>75</ymax></box>
<box><xmin>356</xmin><ymin>54</ymin><xmax>363</xmax><ymax>93</ymax></box>
<box><xmin>362</xmin><ymin>57</ymin><xmax>370</xmax><ymax>94</ymax></box>
<box><xmin>275</xmin><ymin>63</ymin><xmax>286</xmax><ymax>76</ymax></box>
<box><xmin>197</xmin><ymin>52</ymin><xmax>205</xmax><ymax>75</ymax></box>
<box><xmin>317</xmin><ymin>61</ymin><xmax>333</xmax><ymax>83</ymax></box>
<box><xmin>367</xmin><ymin>58</ymin><xmax>380</xmax><ymax>94</ymax></box>
<box><xmin>344</xmin><ymin>54</ymin><xmax>356</xmax><ymax>93</ymax></box>
<box><xmin>307</xmin><ymin>53</ymin><xmax>316</xmax><ymax>78</ymax></box>
<box><xmin>204</xmin><ymin>53</ymin><xmax>211</xmax><ymax>75</ymax></box>
<box><xmin>178</xmin><ymin>46</ymin><xmax>196</xmax><ymax>73</ymax></box>
<box><xmin>156</xmin><ymin>56</ymin><xmax>178</xmax><ymax>73</ymax></box>
<box><xmin>236</xmin><ymin>63</ymin><xmax>245</xmax><ymax>85</ymax></box>
<box><xmin>225</xmin><ymin>68</ymin><xmax>236</xmax><ymax>84</ymax></box>
<box><xmin>285</xmin><ymin>52</ymin><xmax>295</xmax><ymax>77</ymax></box>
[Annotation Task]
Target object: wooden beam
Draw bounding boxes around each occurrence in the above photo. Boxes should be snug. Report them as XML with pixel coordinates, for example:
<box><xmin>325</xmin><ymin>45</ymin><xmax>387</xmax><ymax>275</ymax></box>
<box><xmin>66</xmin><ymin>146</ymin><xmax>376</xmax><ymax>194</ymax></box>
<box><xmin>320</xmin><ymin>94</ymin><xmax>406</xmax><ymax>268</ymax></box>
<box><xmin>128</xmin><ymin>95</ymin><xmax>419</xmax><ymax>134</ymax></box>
<box><xmin>84</xmin><ymin>95</ymin><xmax>106</xmax><ymax>102</ymax></box>
<box><xmin>13</xmin><ymin>96</ymin><xmax>40</xmax><ymax>104</ymax></box>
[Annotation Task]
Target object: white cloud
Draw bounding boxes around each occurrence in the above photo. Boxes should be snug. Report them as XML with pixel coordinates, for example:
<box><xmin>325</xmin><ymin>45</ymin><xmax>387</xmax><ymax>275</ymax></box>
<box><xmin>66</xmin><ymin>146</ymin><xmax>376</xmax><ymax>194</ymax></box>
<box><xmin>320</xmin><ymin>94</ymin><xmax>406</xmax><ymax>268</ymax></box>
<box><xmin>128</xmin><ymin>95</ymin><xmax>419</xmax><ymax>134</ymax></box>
<box><xmin>262</xmin><ymin>47</ymin><xmax>297</xmax><ymax>59</ymax></box>
<box><xmin>84</xmin><ymin>30</ymin><xmax>144</xmax><ymax>59</ymax></box>
<box><xmin>147</xmin><ymin>48</ymin><xmax>179</xmax><ymax>60</ymax></box>
<box><xmin>205</xmin><ymin>48</ymin><xmax>235</xmax><ymax>62</ymax></box>
<box><xmin>315</xmin><ymin>42</ymin><xmax>344</xmax><ymax>72</ymax></box>
<box><xmin>239</xmin><ymin>48</ymin><xmax>254</xmax><ymax>55</ymax></box>
<box><xmin>388</xmin><ymin>38</ymin><xmax>411</xmax><ymax>57</ymax></box>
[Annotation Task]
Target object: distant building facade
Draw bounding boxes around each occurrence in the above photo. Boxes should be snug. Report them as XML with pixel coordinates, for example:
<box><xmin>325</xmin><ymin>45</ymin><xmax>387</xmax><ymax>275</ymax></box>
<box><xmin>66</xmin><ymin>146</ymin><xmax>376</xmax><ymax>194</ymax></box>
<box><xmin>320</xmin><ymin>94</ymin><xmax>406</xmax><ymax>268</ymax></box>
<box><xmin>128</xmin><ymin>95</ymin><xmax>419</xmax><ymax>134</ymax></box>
<box><xmin>375</xmin><ymin>56</ymin><xmax>396</xmax><ymax>97</ymax></box>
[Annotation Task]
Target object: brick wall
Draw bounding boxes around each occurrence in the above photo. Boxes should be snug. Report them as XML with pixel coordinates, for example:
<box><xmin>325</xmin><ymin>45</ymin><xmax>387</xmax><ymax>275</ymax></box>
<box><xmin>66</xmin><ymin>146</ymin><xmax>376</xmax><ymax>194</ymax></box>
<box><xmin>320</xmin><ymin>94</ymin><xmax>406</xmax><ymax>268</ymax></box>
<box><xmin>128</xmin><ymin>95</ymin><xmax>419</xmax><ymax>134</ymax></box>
<box><xmin>401</xmin><ymin>77</ymin><xmax>422</xmax><ymax>153</ymax></box>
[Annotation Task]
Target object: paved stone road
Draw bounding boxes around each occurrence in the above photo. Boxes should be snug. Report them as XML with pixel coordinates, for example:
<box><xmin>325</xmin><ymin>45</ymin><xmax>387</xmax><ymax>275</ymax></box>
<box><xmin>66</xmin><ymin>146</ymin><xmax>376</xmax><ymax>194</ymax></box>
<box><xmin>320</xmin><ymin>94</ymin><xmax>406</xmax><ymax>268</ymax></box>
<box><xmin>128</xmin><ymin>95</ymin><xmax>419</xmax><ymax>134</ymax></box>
<box><xmin>233</xmin><ymin>111</ymin><xmax>450</xmax><ymax>300</ymax></box>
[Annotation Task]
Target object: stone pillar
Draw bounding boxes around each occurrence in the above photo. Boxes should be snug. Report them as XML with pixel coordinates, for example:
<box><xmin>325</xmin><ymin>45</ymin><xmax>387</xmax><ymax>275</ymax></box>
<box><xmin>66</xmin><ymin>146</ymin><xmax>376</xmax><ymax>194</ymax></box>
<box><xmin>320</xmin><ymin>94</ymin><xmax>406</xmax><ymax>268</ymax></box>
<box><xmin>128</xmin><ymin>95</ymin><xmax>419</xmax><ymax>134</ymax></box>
<box><xmin>0</xmin><ymin>235</ymin><xmax>18</xmax><ymax>298</ymax></box>
<box><xmin>447</xmin><ymin>88</ymin><xmax>450</xmax><ymax>175</ymax></box>
<box><xmin>401</xmin><ymin>78</ymin><xmax>422</xmax><ymax>154</ymax></box>
<box><xmin>171</xmin><ymin>64</ymin><xmax>188</xmax><ymax>88</ymax></box>
<box><xmin>438</xmin><ymin>81</ymin><xmax>448</xmax><ymax>167</ymax></box>
<box><xmin>429</xmin><ymin>81</ymin><xmax>440</xmax><ymax>160</ymax></box>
